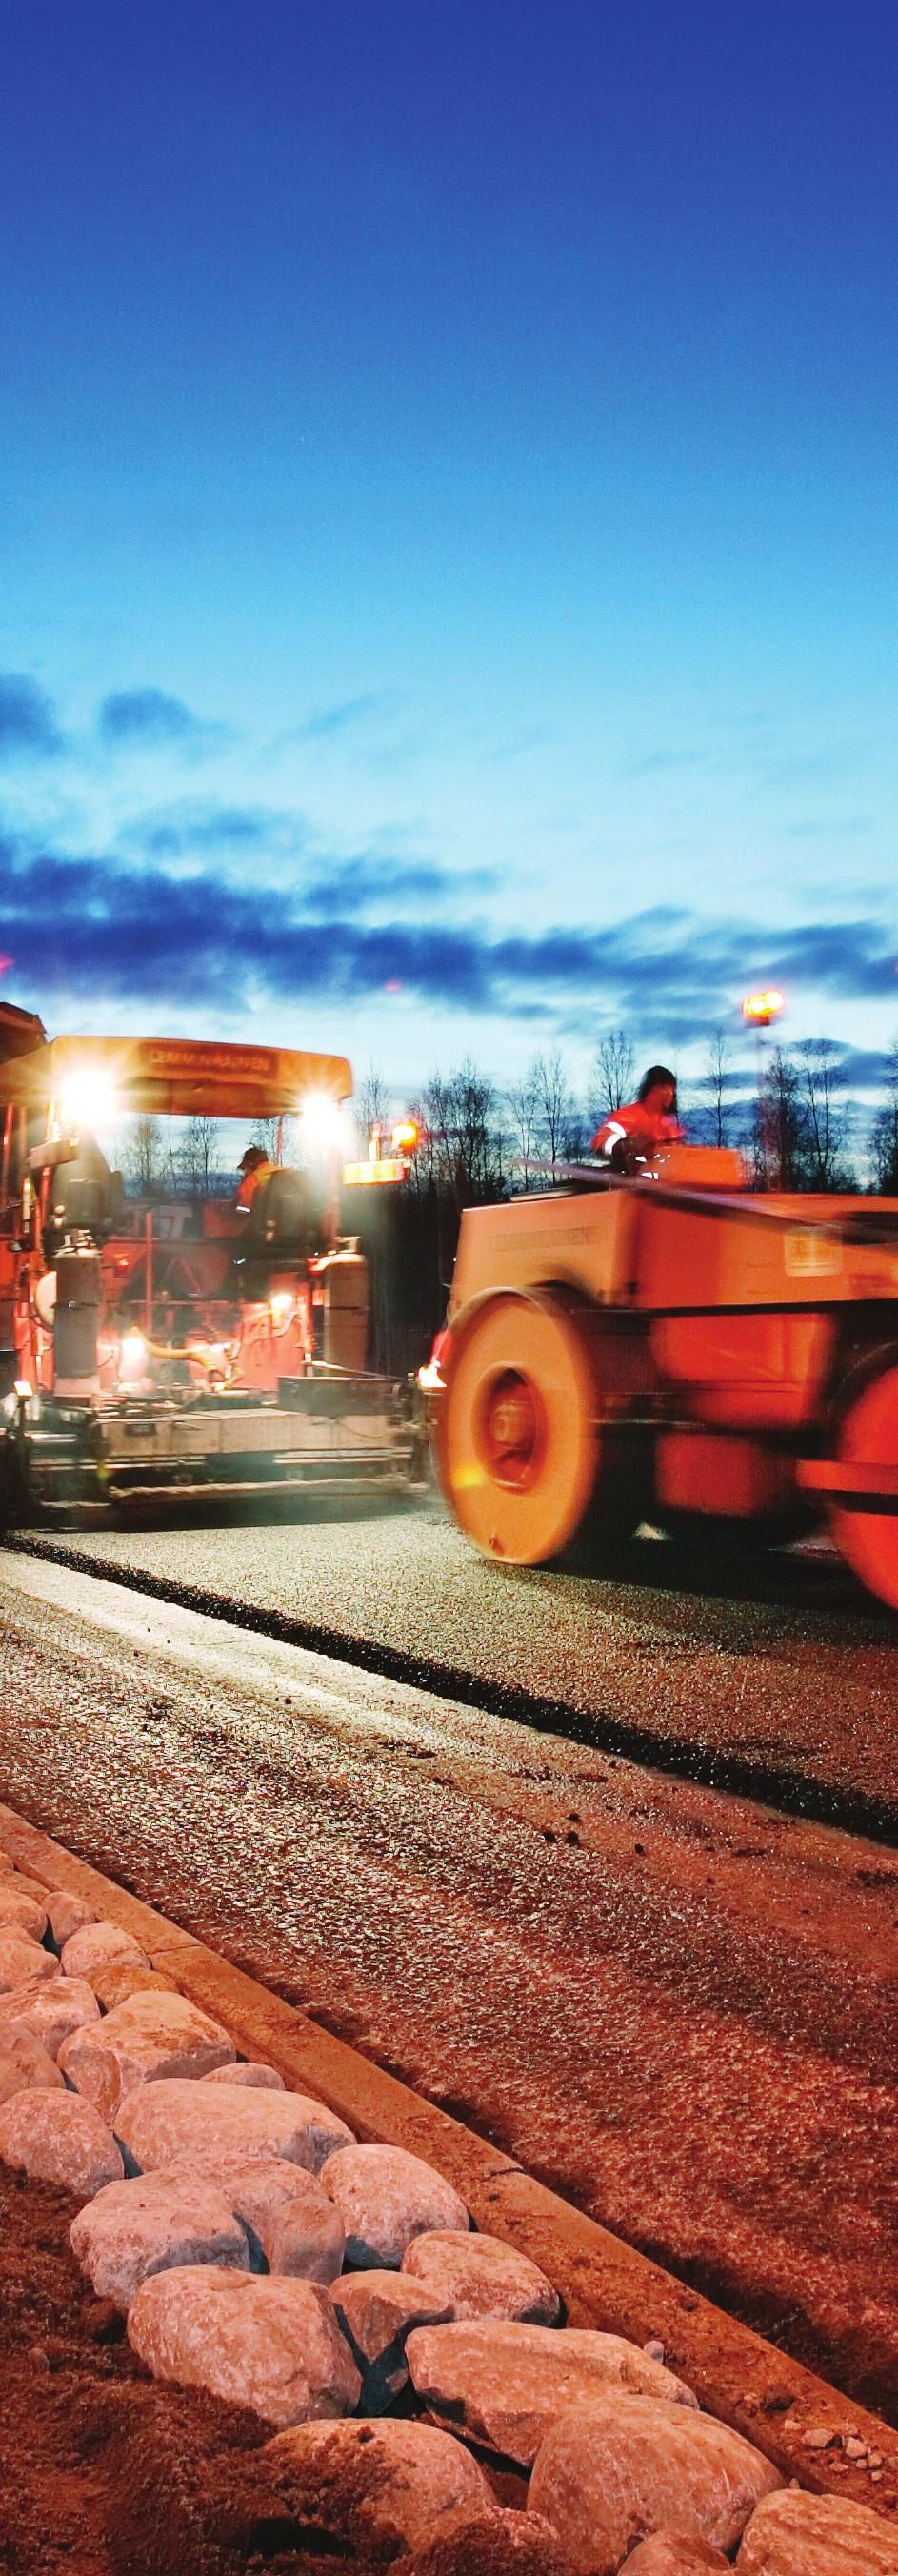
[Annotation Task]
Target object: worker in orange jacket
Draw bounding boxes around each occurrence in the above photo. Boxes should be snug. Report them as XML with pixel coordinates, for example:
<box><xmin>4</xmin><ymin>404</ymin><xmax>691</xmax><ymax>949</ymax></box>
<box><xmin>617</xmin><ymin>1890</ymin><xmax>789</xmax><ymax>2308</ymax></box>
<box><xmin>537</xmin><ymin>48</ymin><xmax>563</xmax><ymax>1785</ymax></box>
<box><xmin>591</xmin><ymin>1064</ymin><xmax>682</xmax><ymax>1172</ymax></box>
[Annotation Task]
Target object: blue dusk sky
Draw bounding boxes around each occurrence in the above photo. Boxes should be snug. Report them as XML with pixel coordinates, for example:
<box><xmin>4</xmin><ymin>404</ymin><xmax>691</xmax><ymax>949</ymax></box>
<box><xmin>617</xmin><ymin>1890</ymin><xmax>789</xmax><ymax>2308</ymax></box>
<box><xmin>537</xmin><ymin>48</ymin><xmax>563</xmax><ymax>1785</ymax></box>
<box><xmin>1</xmin><ymin>0</ymin><xmax>896</xmax><ymax>1106</ymax></box>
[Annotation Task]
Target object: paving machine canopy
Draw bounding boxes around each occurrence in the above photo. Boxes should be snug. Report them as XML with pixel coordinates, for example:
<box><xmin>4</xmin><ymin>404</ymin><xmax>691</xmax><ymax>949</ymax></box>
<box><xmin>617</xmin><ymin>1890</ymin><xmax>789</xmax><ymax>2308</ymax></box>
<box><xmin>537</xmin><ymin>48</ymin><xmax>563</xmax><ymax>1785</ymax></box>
<box><xmin>3</xmin><ymin>1032</ymin><xmax>352</xmax><ymax>1120</ymax></box>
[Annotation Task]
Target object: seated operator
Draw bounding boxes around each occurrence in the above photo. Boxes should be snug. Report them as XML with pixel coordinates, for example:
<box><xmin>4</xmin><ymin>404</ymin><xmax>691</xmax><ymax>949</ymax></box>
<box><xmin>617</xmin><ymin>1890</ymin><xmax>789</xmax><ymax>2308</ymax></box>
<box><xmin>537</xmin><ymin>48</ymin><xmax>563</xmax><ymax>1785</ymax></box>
<box><xmin>591</xmin><ymin>1064</ymin><xmax>682</xmax><ymax>1174</ymax></box>
<box><xmin>234</xmin><ymin>1143</ymin><xmax>275</xmax><ymax>1214</ymax></box>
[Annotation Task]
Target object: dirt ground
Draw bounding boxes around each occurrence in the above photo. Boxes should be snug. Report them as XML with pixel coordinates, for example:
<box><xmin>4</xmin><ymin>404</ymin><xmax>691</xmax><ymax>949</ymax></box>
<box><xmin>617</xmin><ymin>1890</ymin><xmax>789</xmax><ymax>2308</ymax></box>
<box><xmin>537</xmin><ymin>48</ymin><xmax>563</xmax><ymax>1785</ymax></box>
<box><xmin>0</xmin><ymin>2165</ymin><xmax>537</xmax><ymax>2576</ymax></box>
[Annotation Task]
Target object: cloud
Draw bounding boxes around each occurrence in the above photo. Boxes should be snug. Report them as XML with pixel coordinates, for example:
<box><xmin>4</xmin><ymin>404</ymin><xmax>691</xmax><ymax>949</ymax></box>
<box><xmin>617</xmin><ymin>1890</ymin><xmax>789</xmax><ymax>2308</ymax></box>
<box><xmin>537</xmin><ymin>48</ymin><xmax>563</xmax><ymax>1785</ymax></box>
<box><xmin>0</xmin><ymin>674</ymin><xmax>64</xmax><ymax>760</ymax></box>
<box><xmin>2</xmin><ymin>838</ymin><xmax>896</xmax><ymax>1038</ymax></box>
<box><xmin>271</xmin><ymin>694</ymin><xmax>392</xmax><ymax>752</ymax></box>
<box><xmin>120</xmin><ymin>801</ymin><xmax>305</xmax><ymax>861</ymax></box>
<box><xmin>98</xmin><ymin>688</ymin><xmax>228</xmax><ymax>752</ymax></box>
<box><xmin>303</xmin><ymin>855</ymin><xmax>497</xmax><ymax>915</ymax></box>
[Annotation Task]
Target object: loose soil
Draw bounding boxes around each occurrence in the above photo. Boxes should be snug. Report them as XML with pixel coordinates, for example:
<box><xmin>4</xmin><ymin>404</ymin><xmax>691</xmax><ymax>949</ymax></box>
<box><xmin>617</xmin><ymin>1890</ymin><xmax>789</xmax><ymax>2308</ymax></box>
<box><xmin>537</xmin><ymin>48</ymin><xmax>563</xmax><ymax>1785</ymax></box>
<box><xmin>0</xmin><ymin>2166</ymin><xmax>527</xmax><ymax>2576</ymax></box>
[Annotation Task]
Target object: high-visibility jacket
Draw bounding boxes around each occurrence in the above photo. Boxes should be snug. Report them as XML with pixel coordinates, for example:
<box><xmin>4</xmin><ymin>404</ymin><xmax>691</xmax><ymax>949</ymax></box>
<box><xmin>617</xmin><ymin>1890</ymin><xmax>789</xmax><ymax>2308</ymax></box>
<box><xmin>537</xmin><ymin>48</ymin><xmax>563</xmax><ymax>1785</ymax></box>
<box><xmin>590</xmin><ymin>1101</ymin><xmax>680</xmax><ymax>1163</ymax></box>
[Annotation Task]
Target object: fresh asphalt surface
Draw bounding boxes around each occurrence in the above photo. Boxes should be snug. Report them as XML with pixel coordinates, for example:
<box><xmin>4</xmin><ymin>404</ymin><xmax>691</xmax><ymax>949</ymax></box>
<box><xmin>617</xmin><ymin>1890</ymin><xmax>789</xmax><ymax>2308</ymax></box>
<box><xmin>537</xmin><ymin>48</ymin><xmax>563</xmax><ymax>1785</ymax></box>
<box><xmin>1</xmin><ymin>1535</ymin><xmax>896</xmax><ymax>2427</ymax></box>
<box><xmin>10</xmin><ymin>1488</ymin><xmax>898</xmax><ymax>1834</ymax></box>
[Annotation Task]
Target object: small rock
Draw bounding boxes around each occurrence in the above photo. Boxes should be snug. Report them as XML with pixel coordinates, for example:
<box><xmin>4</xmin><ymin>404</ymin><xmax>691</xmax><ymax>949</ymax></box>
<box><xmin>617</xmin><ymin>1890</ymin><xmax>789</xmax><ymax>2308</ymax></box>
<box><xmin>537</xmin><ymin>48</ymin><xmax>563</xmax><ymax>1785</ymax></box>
<box><xmin>0</xmin><ymin>1885</ymin><xmax>48</xmax><ymax>1942</ymax></box>
<box><xmin>844</xmin><ymin>2438</ymin><xmax>868</xmax><ymax>2461</ymax></box>
<box><xmin>619</xmin><ymin>2536</ymin><xmax>731</xmax><ymax>2572</ymax></box>
<box><xmin>0</xmin><ymin>1975</ymin><xmax>101</xmax><ymax>2058</ymax></box>
<box><xmin>59</xmin><ymin>1991</ymin><xmax>235</xmax><ymax>2121</ymax></box>
<box><xmin>0</xmin><ymin>2029</ymin><xmax>66</xmax><ymax>2103</ymax></box>
<box><xmin>0</xmin><ymin>1929</ymin><xmax>60</xmax><ymax>1992</ymax></box>
<box><xmin>89</xmin><ymin>1962</ymin><xmax>179</xmax><ymax>2012</ymax></box>
<box><xmin>60</xmin><ymin>1922</ymin><xmax>149</xmax><ymax>1982</ymax></box>
<box><xmin>323</xmin><ymin>2143</ymin><xmax>469</xmax><ymax>2267</ymax></box>
<box><xmin>116</xmin><ymin>2077</ymin><xmax>354</xmax><ymax>2177</ymax></box>
<box><xmin>70</xmin><ymin>2170</ymin><xmax>250</xmax><ymax>2309</ymax></box>
<box><xmin>408</xmin><ymin>2506</ymin><xmax>569</xmax><ymax>2576</ymax></box>
<box><xmin>734</xmin><ymin>2484</ymin><xmax>898</xmax><ymax>2569</ymax></box>
<box><xmin>330</xmin><ymin>2270</ymin><xmax>453</xmax><ymax>2409</ymax></box>
<box><xmin>128</xmin><ymin>2264</ymin><xmax>361</xmax><ymax>2426</ymax></box>
<box><xmin>643</xmin><ymin>2340</ymin><xmax>667</xmax><ymax>2365</ymax></box>
<box><xmin>528</xmin><ymin>2395</ymin><xmax>782</xmax><ymax>2573</ymax></box>
<box><xmin>801</xmin><ymin>2428</ymin><xmax>836</xmax><ymax>2452</ymax></box>
<box><xmin>262</xmin><ymin>2417</ymin><xmax>492</xmax><ymax>2551</ymax></box>
<box><xmin>45</xmin><ymin>1890</ymin><xmax>96</xmax><ymax>1948</ymax></box>
<box><xmin>167</xmin><ymin>2154</ymin><xmax>346</xmax><ymax>2280</ymax></box>
<box><xmin>407</xmin><ymin>2319</ymin><xmax>698</xmax><ymax>2466</ymax></box>
<box><xmin>403</xmin><ymin>2229</ymin><xmax>561</xmax><ymax>2325</ymax></box>
<box><xmin>0</xmin><ymin>2088</ymin><xmax>124</xmax><ymax>2197</ymax></box>
<box><xmin>201</xmin><ymin>2060</ymin><xmax>285</xmax><ymax>2089</ymax></box>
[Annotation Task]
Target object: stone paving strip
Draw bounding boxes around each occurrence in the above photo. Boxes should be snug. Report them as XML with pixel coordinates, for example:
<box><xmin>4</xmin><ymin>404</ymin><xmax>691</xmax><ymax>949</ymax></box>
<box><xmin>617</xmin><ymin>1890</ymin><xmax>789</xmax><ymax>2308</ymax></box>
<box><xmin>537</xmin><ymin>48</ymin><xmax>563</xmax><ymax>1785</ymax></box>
<box><xmin>0</xmin><ymin>1804</ymin><xmax>895</xmax><ymax>2576</ymax></box>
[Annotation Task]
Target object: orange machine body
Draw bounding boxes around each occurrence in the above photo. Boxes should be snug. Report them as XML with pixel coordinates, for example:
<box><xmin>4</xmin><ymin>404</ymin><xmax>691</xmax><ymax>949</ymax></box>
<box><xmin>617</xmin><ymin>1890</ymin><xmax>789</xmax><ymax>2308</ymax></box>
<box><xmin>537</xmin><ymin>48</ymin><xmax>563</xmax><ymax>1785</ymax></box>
<box><xmin>435</xmin><ymin>1150</ymin><xmax>898</xmax><ymax>1610</ymax></box>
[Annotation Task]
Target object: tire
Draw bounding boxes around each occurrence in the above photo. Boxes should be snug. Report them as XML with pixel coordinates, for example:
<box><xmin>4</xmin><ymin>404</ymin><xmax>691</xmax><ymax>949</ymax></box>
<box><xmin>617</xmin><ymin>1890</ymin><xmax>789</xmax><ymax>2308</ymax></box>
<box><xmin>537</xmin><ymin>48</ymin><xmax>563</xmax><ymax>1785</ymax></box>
<box><xmin>435</xmin><ymin>1287</ymin><xmax>642</xmax><ymax>1568</ymax></box>
<box><xmin>826</xmin><ymin>1343</ymin><xmax>898</xmax><ymax>1610</ymax></box>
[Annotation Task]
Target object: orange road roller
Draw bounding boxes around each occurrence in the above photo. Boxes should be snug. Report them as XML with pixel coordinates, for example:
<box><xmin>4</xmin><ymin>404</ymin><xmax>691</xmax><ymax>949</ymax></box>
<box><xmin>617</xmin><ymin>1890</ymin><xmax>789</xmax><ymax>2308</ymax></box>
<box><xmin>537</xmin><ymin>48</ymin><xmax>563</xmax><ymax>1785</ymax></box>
<box><xmin>433</xmin><ymin>1147</ymin><xmax>898</xmax><ymax>1611</ymax></box>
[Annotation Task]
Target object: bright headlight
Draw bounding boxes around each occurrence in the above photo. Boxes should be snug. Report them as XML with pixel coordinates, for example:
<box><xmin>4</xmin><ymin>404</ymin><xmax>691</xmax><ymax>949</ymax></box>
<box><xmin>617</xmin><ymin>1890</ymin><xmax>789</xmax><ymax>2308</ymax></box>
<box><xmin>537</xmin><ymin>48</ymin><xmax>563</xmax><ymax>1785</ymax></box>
<box><xmin>58</xmin><ymin>1068</ymin><xmax>120</xmax><ymax>1129</ymax></box>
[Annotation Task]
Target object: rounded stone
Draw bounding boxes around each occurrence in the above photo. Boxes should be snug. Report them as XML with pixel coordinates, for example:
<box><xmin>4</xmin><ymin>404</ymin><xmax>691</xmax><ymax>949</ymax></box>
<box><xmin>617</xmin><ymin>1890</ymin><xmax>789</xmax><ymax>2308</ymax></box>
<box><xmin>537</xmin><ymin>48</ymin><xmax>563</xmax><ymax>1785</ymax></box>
<box><xmin>620</xmin><ymin>2535</ymin><xmax>731</xmax><ymax>2572</ymax></box>
<box><xmin>262</xmin><ymin>2416</ymin><xmax>492</xmax><ymax>2552</ymax></box>
<box><xmin>0</xmin><ymin>2087</ymin><xmax>124</xmax><ymax>2198</ymax></box>
<box><xmin>45</xmin><ymin>1890</ymin><xmax>96</xmax><ymax>1948</ymax></box>
<box><xmin>58</xmin><ymin>1990</ymin><xmax>235</xmax><ymax>2122</ymax></box>
<box><xmin>0</xmin><ymin>1975</ymin><xmax>101</xmax><ymax>2058</ymax></box>
<box><xmin>734</xmin><ymin>2485</ymin><xmax>898</xmax><ymax>2571</ymax></box>
<box><xmin>167</xmin><ymin>2153</ymin><xmax>346</xmax><ymax>2280</ymax></box>
<box><xmin>116</xmin><ymin>2076</ymin><xmax>354</xmax><ymax>2177</ymax></box>
<box><xmin>60</xmin><ymin>1922</ymin><xmax>149</xmax><ymax>1981</ymax></box>
<box><xmin>322</xmin><ymin>2143</ymin><xmax>470</xmax><ymax>2268</ymax></box>
<box><xmin>409</xmin><ymin>2506</ymin><xmax>569</xmax><ymax>2576</ymax></box>
<box><xmin>0</xmin><ymin>1885</ymin><xmax>48</xmax><ymax>1942</ymax></box>
<box><xmin>403</xmin><ymin>2229</ymin><xmax>561</xmax><ymax>2324</ymax></box>
<box><xmin>0</xmin><ymin>2029</ymin><xmax>66</xmax><ymax>2104</ymax></box>
<box><xmin>70</xmin><ymin>2169</ymin><xmax>251</xmax><ymax>2309</ymax></box>
<box><xmin>406</xmin><ymin>2320</ymin><xmax>698</xmax><ymax>2466</ymax></box>
<box><xmin>202</xmin><ymin>2061</ymin><xmax>285</xmax><ymax>2090</ymax></box>
<box><xmin>128</xmin><ymin>2264</ymin><xmax>362</xmax><ymax>2426</ymax></box>
<box><xmin>0</xmin><ymin>1929</ymin><xmax>60</xmax><ymax>1993</ymax></box>
<box><xmin>528</xmin><ymin>2394</ymin><xmax>783</xmax><ymax>2573</ymax></box>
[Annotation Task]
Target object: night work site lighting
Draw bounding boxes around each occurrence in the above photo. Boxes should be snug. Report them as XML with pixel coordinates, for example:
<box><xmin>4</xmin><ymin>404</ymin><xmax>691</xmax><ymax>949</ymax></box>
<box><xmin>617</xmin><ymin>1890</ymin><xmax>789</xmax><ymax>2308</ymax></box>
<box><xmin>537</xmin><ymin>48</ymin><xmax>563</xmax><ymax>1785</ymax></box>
<box><xmin>342</xmin><ymin>1114</ymin><xmax>420</xmax><ymax>1188</ymax></box>
<box><xmin>741</xmin><ymin>988</ymin><xmax>785</xmax><ymax>1028</ymax></box>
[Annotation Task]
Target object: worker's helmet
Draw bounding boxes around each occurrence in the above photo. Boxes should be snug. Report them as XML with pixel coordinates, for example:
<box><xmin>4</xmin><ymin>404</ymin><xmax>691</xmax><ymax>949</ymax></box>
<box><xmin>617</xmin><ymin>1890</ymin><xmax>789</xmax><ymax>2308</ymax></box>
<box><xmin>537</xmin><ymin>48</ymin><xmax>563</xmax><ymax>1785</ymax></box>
<box><xmin>637</xmin><ymin>1064</ymin><xmax>677</xmax><ymax>1104</ymax></box>
<box><xmin>238</xmin><ymin>1145</ymin><xmax>269</xmax><ymax>1174</ymax></box>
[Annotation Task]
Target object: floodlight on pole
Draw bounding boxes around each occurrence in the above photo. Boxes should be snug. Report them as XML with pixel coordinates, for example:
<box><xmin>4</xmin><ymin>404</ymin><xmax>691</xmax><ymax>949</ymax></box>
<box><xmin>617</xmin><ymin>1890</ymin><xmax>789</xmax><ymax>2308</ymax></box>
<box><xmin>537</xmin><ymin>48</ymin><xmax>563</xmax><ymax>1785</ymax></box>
<box><xmin>741</xmin><ymin>989</ymin><xmax>785</xmax><ymax>1183</ymax></box>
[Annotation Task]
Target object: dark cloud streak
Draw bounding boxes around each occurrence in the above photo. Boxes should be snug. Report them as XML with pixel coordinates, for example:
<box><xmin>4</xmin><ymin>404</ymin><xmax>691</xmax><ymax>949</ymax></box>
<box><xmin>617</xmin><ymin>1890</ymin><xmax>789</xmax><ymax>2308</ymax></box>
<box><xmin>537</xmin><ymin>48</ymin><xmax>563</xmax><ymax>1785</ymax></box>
<box><xmin>2</xmin><ymin>841</ymin><xmax>895</xmax><ymax>1033</ymax></box>
<box><xmin>0</xmin><ymin>674</ymin><xmax>64</xmax><ymax>759</ymax></box>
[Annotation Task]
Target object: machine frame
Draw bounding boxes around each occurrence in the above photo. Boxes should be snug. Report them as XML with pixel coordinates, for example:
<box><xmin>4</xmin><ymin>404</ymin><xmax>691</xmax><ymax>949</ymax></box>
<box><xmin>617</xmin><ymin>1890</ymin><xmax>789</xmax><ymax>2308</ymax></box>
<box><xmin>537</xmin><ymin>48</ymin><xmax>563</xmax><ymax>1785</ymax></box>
<box><xmin>0</xmin><ymin>1019</ymin><xmax>419</xmax><ymax>1516</ymax></box>
<box><xmin>433</xmin><ymin>1148</ymin><xmax>898</xmax><ymax>1611</ymax></box>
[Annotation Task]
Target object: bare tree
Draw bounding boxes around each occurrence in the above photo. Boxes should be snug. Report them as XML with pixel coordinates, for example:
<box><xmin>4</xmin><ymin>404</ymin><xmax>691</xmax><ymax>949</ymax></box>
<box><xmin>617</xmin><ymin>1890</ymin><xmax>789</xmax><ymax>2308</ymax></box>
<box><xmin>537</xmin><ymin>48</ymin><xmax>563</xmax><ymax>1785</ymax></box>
<box><xmin>870</xmin><ymin>1038</ymin><xmax>898</xmax><ymax>1193</ymax></box>
<box><xmin>704</xmin><ymin>1024</ymin><xmax>732</xmax><ymax>1148</ymax></box>
<box><xmin>507</xmin><ymin>1058</ymin><xmax>542</xmax><ymax>1191</ymax></box>
<box><xmin>590</xmin><ymin>1029</ymin><xmax>636</xmax><ymax>1121</ymax></box>
<box><xmin>124</xmin><ymin>1114</ymin><xmax>165</xmax><ymax>1198</ymax></box>
<box><xmin>356</xmin><ymin>1063</ymin><xmax>391</xmax><ymax>1154</ymax></box>
<box><xmin>534</xmin><ymin>1050</ymin><xmax>572</xmax><ymax>1184</ymax></box>
<box><xmin>180</xmin><ymin>1116</ymin><xmax>220</xmax><ymax>1196</ymax></box>
<box><xmin>754</xmin><ymin>1047</ymin><xmax>805</xmax><ymax>1188</ymax></box>
<box><xmin>795</xmin><ymin>1038</ymin><xmax>852</xmax><ymax>1190</ymax></box>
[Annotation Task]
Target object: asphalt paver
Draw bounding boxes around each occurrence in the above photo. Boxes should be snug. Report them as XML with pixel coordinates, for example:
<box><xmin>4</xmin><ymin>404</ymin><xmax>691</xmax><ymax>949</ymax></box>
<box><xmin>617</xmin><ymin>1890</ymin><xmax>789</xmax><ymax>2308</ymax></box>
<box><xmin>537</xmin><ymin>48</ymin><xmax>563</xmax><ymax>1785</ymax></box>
<box><xmin>1</xmin><ymin>1545</ymin><xmax>896</xmax><ymax>2430</ymax></box>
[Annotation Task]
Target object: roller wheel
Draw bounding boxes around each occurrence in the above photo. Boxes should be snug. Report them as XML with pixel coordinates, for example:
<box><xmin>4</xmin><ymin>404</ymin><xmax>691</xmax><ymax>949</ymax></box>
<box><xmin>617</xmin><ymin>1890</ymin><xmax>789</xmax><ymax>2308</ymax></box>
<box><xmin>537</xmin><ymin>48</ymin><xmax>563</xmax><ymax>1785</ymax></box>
<box><xmin>828</xmin><ymin>1346</ymin><xmax>898</xmax><ymax>1610</ymax></box>
<box><xmin>436</xmin><ymin>1287</ymin><xmax>633</xmax><ymax>1567</ymax></box>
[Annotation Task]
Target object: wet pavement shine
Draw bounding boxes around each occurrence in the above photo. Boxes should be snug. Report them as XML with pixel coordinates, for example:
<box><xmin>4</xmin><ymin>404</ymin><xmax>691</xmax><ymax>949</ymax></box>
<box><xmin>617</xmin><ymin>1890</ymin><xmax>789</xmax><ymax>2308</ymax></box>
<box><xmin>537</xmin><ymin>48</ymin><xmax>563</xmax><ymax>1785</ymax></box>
<box><xmin>0</xmin><ymin>1541</ymin><xmax>896</xmax><ymax>2425</ymax></box>
<box><xmin>13</xmin><ymin>1492</ymin><xmax>898</xmax><ymax>1830</ymax></box>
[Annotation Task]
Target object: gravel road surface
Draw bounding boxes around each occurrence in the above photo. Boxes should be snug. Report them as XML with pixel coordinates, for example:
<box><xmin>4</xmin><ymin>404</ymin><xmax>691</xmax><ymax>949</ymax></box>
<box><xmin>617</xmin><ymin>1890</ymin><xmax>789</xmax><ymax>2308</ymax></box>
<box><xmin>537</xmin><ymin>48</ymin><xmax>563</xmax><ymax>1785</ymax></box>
<box><xmin>1</xmin><ymin>1543</ymin><xmax>896</xmax><ymax>2425</ymax></box>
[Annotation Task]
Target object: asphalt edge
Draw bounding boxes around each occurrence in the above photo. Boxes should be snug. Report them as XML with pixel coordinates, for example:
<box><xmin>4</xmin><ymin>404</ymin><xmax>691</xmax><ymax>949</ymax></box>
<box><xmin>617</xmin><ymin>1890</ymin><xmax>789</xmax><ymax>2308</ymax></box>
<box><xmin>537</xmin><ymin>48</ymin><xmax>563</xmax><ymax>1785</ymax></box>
<box><xmin>1</xmin><ymin>1794</ymin><xmax>895</xmax><ymax>2524</ymax></box>
<box><xmin>10</xmin><ymin>1531</ymin><xmax>898</xmax><ymax>1846</ymax></box>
